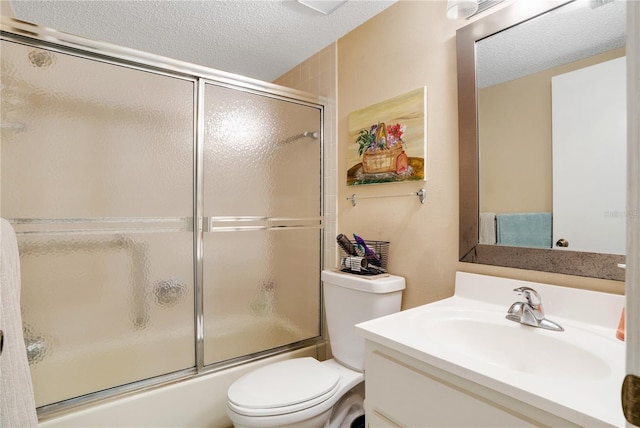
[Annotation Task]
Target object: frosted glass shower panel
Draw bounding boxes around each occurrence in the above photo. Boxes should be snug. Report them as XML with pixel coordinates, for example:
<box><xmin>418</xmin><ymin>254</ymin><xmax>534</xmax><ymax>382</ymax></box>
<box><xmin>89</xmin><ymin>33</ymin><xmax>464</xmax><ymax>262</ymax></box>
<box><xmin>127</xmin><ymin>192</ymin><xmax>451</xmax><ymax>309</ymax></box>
<box><xmin>18</xmin><ymin>232</ymin><xmax>195</xmax><ymax>407</ymax></box>
<box><xmin>1</xmin><ymin>41</ymin><xmax>194</xmax><ymax>218</ymax></box>
<box><xmin>202</xmin><ymin>84</ymin><xmax>322</xmax><ymax>217</ymax></box>
<box><xmin>202</xmin><ymin>83</ymin><xmax>322</xmax><ymax>365</ymax></box>
<box><xmin>1</xmin><ymin>41</ymin><xmax>195</xmax><ymax>406</ymax></box>
<box><xmin>203</xmin><ymin>228</ymin><xmax>321</xmax><ymax>364</ymax></box>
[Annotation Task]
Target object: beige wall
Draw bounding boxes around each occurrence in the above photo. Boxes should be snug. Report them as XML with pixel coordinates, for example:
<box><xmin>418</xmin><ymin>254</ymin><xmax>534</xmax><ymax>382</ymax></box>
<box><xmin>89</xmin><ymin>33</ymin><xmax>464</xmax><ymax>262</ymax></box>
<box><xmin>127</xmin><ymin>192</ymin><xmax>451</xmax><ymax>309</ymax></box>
<box><xmin>335</xmin><ymin>0</ymin><xmax>623</xmax><ymax>310</ymax></box>
<box><xmin>479</xmin><ymin>47</ymin><xmax>625</xmax><ymax>214</ymax></box>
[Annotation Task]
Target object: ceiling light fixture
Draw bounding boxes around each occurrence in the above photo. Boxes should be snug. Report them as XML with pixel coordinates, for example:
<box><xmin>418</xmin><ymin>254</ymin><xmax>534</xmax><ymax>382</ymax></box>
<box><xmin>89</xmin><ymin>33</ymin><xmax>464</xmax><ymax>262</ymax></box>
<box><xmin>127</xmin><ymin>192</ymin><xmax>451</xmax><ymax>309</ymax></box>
<box><xmin>446</xmin><ymin>0</ymin><xmax>479</xmax><ymax>19</ymax></box>
<box><xmin>297</xmin><ymin>0</ymin><xmax>348</xmax><ymax>15</ymax></box>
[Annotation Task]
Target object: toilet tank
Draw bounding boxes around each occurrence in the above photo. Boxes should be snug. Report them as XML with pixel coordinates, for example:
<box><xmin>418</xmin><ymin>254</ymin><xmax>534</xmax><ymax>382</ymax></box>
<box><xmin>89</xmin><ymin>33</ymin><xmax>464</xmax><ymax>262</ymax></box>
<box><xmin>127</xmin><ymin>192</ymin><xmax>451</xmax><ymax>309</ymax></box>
<box><xmin>321</xmin><ymin>270</ymin><xmax>405</xmax><ymax>371</ymax></box>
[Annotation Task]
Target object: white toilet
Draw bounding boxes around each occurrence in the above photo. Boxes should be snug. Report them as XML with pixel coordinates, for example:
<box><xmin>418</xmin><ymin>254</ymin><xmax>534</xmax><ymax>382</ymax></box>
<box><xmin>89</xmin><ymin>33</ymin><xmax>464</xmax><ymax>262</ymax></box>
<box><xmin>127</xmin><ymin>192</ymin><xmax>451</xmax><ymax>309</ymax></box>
<box><xmin>226</xmin><ymin>269</ymin><xmax>405</xmax><ymax>428</ymax></box>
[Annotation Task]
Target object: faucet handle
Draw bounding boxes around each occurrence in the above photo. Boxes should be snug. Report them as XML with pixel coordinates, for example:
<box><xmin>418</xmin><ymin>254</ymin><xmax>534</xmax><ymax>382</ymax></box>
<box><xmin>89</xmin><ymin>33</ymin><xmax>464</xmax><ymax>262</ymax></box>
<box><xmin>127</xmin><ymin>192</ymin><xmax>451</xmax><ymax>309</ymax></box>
<box><xmin>513</xmin><ymin>287</ymin><xmax>542</xmax><ymax>307</ymax></box>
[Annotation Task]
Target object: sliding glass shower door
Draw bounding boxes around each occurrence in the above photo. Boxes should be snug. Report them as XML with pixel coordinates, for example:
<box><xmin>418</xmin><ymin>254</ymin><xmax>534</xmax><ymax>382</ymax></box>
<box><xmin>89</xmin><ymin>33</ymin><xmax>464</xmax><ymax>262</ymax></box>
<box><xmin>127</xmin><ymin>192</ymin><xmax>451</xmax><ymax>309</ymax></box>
<box><xmin>202</xmin><ymin>83</ymin><xmax>322</xmax><ymax>365</ymax></box>
<box><xmin>1</xmin><ymin>40</ymin><xmax>196</xmax><ymax>407</ymax></box>
<box><xmin>1</xmin><ymin>33</ymin><xmax>324</xmax><ymax>411</ymax></box>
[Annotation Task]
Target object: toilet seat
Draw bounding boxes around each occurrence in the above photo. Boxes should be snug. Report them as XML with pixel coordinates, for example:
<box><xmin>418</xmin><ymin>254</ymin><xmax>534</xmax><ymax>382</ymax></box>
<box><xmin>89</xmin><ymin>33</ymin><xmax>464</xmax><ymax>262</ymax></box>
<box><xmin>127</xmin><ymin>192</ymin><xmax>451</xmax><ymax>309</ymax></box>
<box><xmin>227</xmin><ymin>357</ymin><xmax>341</xmax><ymax>417</ymax></box>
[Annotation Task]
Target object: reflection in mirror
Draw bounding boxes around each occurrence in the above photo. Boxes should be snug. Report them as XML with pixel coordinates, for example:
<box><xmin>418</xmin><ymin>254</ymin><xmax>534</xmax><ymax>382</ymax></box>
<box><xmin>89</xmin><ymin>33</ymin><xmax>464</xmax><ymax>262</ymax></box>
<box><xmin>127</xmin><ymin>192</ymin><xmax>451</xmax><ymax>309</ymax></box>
<box><xmin>457</xmin><ymin>0</ymin><xmax>625</xmax><ymax>280</ymax></box>
<box><xmin>477</xmin><ymin>0</ymin><xmax>625</xmax><ymax>254</ymax></box>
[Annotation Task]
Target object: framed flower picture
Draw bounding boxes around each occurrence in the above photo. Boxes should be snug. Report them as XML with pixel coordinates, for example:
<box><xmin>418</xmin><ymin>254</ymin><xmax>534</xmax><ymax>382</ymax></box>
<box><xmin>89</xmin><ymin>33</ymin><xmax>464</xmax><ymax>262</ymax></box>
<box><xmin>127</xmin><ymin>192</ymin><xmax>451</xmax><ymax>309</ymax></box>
<box><xmin>347</xmin><ymin>87</ymin><xmax>426</xmax><ymax>186</ymax></box>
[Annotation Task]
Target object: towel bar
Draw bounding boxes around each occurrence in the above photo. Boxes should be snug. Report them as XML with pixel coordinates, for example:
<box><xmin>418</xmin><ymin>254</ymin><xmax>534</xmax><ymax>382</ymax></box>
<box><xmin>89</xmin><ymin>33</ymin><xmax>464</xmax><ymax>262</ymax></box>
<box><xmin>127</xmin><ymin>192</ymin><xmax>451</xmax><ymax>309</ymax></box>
<box><xmin>347</xmin><ymin>188</ymin><xmax>426</xmax><ymax>207</ymax></box>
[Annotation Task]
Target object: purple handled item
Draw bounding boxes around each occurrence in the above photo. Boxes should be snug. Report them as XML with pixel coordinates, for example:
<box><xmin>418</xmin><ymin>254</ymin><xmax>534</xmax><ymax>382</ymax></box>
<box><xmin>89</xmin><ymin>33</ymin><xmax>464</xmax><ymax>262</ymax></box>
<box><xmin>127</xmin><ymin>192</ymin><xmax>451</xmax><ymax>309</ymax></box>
<box><xmin>353</xmin><ymin>234</ymin><xmax>382</xmax><ymax>265</ymax></box>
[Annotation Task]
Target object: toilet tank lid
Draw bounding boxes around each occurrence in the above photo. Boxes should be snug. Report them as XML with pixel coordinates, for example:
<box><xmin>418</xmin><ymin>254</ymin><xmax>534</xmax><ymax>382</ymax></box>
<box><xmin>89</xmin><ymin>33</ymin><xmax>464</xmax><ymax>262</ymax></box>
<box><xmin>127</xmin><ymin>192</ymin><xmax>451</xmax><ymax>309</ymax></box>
<box><xmin>321</xmin><ymin>270</ymin><xmax>405</xmax><ymax>293</ymax></box>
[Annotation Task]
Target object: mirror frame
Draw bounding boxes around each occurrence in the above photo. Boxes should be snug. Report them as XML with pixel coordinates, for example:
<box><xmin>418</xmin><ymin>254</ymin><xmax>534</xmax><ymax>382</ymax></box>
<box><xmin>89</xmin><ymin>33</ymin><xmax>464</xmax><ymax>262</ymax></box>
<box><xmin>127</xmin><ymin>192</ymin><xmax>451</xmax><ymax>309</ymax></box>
<box><xmin>457</xmin><ymin>0</ymin><xmax>625</xmax><ymax>281</ymax></box>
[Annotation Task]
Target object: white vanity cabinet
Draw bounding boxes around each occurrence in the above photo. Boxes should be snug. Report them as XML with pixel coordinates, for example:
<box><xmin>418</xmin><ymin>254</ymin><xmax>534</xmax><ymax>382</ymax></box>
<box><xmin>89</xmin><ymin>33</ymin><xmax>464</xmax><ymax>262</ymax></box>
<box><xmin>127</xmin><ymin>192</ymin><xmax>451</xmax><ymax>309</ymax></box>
<box><xmin>362</xmin><ymin>340</ymin><xmax>577</xmax><ymax>428</ymax></box>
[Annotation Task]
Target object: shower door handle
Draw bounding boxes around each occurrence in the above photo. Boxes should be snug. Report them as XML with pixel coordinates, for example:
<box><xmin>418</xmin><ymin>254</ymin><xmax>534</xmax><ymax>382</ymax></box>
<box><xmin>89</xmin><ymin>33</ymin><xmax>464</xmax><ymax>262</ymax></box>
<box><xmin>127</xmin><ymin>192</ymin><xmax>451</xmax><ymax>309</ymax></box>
<box><xmin>204</xmin><ymin>216</ymin><xmax>324</xmax><ymax>232</ymax></box>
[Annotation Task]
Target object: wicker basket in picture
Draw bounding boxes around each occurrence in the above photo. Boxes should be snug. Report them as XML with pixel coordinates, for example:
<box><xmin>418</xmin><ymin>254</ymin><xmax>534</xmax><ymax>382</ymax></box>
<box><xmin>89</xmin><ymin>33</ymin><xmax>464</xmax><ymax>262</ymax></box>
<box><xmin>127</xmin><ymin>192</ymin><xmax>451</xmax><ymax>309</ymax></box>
<box><xmin>362</xmin><ymin>145</ymin><xmax>403</xmax><ymax>174</ymax></box>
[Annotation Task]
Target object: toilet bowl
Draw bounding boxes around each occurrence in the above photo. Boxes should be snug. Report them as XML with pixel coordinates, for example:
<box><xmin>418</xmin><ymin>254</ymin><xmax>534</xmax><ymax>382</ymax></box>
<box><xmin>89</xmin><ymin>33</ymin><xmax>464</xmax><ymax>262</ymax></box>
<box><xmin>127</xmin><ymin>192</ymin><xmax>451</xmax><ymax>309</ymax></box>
<box><xmin>226</xmin><ymin>270</ymin><xmax>405</xmax><ymax>428</ymax></box>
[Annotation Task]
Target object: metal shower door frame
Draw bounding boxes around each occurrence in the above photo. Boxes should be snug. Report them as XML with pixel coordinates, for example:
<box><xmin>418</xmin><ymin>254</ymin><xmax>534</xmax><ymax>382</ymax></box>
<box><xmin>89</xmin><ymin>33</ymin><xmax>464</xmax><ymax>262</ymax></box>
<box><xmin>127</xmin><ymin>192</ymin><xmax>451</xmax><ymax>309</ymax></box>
<box><xmin>1</xmin><ymin>16</ymin><xmax>326</xmax><ymax>418</ymax></box>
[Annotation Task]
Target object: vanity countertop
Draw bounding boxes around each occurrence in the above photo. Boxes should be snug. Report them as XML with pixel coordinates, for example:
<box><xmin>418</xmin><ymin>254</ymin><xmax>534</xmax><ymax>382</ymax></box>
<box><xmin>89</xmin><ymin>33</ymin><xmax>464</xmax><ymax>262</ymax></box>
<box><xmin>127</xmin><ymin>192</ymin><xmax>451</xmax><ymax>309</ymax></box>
<box><xmin>356</xmin><ymin>272</ymin><xmax>626</xmax><ymax>427</ymax></box>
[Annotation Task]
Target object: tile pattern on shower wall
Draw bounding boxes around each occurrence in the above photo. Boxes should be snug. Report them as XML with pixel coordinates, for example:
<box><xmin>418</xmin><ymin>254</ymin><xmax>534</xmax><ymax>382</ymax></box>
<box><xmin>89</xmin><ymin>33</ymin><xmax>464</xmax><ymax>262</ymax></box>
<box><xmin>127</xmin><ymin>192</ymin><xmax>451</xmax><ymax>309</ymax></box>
<box><xmin>274</xmin><ymin>43</ymin><xmax>337</xmax><ymax>271</ymax></box>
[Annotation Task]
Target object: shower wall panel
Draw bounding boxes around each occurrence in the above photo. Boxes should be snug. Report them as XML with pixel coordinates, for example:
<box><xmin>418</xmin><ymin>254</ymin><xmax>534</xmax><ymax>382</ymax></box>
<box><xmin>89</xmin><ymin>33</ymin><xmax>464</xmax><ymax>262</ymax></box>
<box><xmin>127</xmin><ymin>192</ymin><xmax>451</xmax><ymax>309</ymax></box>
<box><xmin>1</xmin><ymin>40</ymin><xmax>196</xmax><ymax>407</ymax></box>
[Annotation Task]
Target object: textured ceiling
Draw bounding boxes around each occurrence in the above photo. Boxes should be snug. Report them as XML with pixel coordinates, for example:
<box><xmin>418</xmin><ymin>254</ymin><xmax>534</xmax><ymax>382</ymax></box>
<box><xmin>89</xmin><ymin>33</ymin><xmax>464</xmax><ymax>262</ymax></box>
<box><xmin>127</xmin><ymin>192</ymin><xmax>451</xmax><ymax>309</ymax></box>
<box><xmin>477</xmin><ymin>0</ymin><xmax>626</xmax><ymax>88</ymax></box>
<box><xmin>8</xmin><ymin>0</ymin><xmax>396</xmax><ymax>82</ymax></box>
<box><xmin>7</xmin><ymin>1</ymin><xmax>626</xmax><ymax>87</ymax></box>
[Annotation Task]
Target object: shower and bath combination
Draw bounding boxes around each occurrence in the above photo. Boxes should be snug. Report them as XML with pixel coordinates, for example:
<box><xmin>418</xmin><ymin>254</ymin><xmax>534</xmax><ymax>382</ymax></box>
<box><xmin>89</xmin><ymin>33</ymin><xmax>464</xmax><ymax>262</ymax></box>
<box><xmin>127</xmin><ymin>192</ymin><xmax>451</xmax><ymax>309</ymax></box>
<box><xmin>1</xmin><ymin>22</ymin><xmax>325</xmax><ymax>417</ymax></box>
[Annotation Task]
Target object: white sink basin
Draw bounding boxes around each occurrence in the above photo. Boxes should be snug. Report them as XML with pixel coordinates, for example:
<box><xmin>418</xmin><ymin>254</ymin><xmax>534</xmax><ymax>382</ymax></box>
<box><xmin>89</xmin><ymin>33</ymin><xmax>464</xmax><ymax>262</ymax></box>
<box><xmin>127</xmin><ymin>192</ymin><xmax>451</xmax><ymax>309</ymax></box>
<box><xmin>416</xmin><ymin>309</ymin><xmax>611</xmax><ymax>380</ymax></box>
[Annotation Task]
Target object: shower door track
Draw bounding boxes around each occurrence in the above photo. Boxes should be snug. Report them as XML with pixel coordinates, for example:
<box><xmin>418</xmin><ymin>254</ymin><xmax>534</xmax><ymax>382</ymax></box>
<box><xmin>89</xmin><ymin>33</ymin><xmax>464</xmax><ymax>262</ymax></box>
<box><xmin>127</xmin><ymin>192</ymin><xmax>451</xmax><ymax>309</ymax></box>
<box><xmin>0</xmin><ymin>19</ymin><xmax>321</xmax><ymax>105</ymax></box>
<box><xmin>2</xmin><ymin>16</ymin><xmax>326</xmax><ymax>419</ymax></box>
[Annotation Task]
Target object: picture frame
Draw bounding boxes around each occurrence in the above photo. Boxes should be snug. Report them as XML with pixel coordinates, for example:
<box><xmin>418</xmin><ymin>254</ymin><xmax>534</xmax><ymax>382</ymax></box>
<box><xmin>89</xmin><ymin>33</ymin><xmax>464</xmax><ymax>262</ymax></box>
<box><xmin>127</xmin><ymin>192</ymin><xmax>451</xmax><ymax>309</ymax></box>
<box><xmin>347</xmin><ymin>87</ymin><xmax>427</xmax><ymax>186</ymax></box>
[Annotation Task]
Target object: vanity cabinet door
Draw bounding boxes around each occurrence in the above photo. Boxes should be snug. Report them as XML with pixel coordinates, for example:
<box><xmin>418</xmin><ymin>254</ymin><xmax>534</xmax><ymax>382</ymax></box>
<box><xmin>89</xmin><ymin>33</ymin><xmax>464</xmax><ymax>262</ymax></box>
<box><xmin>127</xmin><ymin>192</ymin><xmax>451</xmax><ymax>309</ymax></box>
<box><xmin>364</xmin><ymin>343</ymin><xmax>541</xmax><ymax>428</ymax></box>
<box><xmin>365</xmin><ymin>353</ymin><xmax>533</xmax><ymax>427</ymax></box>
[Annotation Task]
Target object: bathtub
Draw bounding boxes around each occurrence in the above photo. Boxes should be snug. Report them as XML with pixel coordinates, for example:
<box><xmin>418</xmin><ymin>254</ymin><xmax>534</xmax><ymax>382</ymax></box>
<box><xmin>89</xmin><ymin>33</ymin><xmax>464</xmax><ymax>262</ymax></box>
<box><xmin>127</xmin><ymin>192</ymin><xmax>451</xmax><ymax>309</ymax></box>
<box><xmin>38</xmin><ymin>343</ymin><xmax>324</xmax><ymax>428</ymax></box>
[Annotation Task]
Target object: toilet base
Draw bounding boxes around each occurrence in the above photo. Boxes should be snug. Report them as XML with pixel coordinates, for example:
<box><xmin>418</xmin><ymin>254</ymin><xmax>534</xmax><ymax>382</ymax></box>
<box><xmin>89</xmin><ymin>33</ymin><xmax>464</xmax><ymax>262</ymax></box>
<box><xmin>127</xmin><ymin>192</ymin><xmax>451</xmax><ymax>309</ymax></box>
<box><xmin>230</xmin><ymin>408</ymin><xmax>332</xmax><ymax>428</ymax></box>
<box><xmin>327</xmin><ymin>390</ymin><xmax>364</xmax><ymax>428</ymax></box>
<box><xmin>350</xmin><ymin>415</ymin><xmax>366</xmax><ymax>428</ymax></box>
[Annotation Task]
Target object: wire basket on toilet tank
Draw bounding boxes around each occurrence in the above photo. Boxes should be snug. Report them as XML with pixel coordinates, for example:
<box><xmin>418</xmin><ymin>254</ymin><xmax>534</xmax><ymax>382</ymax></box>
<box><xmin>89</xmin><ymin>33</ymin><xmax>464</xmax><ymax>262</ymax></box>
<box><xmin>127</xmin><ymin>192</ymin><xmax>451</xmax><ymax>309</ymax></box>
<box><xmin>336</xmin><ymin>234</ymin><xmax>389</xmax><ymax>276</ymax></box>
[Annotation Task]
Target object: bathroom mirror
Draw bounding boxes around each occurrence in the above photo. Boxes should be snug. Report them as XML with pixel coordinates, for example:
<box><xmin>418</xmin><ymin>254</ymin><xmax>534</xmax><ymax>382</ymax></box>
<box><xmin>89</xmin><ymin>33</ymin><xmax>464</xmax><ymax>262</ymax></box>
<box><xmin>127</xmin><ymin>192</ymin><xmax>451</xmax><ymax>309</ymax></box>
<box><xmin>457</xmin><ymin>0</ymin><xmax>626</xmax><ymax>280</ymax></box>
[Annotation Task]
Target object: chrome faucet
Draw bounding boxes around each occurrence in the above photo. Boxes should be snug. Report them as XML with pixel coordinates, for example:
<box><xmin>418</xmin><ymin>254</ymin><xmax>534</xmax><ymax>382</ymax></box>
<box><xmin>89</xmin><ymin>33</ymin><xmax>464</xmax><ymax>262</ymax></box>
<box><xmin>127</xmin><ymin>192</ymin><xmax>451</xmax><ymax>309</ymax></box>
<box><xmin>505</xmin><ymin>287</ymin><xmax>563</xmax><ymax>331</ymax></box>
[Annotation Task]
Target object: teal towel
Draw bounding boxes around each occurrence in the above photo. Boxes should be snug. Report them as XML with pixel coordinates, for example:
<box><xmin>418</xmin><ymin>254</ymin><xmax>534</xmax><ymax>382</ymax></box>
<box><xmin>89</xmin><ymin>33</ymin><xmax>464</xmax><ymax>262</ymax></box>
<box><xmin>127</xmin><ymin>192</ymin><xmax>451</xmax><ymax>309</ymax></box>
<box><xmin>496</xmin><ymin>213</ymin><xmax>552</xmax><ymax>249</ymax></box>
